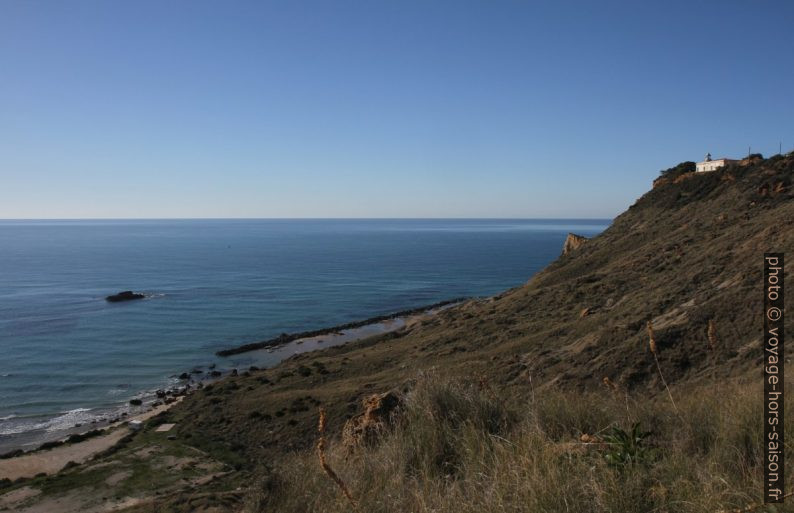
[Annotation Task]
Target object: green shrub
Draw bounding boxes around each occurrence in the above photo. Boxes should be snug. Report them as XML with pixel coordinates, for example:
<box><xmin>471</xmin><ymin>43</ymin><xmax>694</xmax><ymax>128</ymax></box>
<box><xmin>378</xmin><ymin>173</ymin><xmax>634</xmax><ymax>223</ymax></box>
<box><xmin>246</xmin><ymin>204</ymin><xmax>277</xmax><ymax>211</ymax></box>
<box><xmin>602</xmin><ymin>422</ymin><xmax>656</xmax><ymax>467</ymax></box>
<box><xmin>658</xmin><ymin>161</ymin><xmax>696</xmax><ymax>179</ymax></box>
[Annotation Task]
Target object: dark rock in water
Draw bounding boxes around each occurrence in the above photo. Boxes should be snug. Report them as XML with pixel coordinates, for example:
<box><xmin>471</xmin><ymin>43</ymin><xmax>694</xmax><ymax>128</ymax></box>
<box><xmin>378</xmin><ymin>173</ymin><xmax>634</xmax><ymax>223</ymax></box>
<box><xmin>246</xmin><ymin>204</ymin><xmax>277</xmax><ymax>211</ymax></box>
<box><xmin>0</xmin><ymin>449</ymin><xmax>24</xmax><ymax>459</ymax></box>
<box><xmin>39</xmin><ymin>440</ymin><xmax>64</xmax><ymax>450</ymax></box>
<box><xmin>230</xmin><ymin>368</ymin><xmax>238</xmax><ymax>377</ymax></box>
<box><xmin>191</xmin><ymin>369</ymin><xmax>203</xmax><ymax>374</ymax></box>
<box><xmin>210</xmin><ymin>370</ymin><xmax>222</xmax><ymax>377</ymax></box>
<box><xmin>106</xmin><ymin>291</ymin><xmax>145</xmax><ymax>303</ymax></box>
<box><xmin>178</xmin><ymin>373</ymin><xmax>190</xmax><ymax>380</ymax></box>
<box><xmin>155</xmin><ymin>389</ymin><xmax>166</xmax><ymax>398</ymax></box>
<box><xmin>208</xmin><ymin>363</ymin><xmax>216</xmax><ymax>370</ymax></box>
<box><xmin>249</xmin><ymin>366</ymin><xmax>260</xmax><ymax>372</ymax></box>
<box><xmin>129</xmin><ymin>399</ymin><xmax>143</xmax><ymax>406</ymax></box>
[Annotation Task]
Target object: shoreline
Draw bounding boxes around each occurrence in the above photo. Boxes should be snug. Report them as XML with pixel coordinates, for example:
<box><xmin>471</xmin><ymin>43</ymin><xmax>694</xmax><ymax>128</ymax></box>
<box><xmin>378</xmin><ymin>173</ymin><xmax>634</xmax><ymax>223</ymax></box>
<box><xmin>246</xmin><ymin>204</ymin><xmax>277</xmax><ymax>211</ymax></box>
<box><xmin>0</xmin><ymin>297</ymin><xmax>467</xmax><ymax>459</ymax></box>
<box><xmin>215</xmin><ymin>298</ymin><xmax>467</xmax><ymax>356</ymax></box>
<box><xmin>0</xmin><ymin>398</ymin><xmax>183</xmax><ymax>481</ymax></box>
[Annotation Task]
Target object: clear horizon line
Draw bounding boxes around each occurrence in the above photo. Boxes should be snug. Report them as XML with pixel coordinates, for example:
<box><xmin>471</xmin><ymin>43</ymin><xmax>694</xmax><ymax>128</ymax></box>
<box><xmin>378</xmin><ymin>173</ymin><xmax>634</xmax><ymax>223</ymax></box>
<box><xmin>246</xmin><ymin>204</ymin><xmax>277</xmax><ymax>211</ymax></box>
<box><xmin>0</xmin><ymin>216</ymin><xmax>615</xmax><ymax>221</ymax></box>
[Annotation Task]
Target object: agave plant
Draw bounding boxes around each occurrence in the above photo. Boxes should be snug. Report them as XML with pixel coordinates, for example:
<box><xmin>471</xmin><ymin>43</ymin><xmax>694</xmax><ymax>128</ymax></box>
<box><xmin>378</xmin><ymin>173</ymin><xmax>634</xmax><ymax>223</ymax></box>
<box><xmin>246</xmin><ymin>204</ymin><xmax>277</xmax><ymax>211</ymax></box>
<box><xmin>602</xmin><ymin>422</ymin><xmax>656</xmax><ymax>468</ymax></box>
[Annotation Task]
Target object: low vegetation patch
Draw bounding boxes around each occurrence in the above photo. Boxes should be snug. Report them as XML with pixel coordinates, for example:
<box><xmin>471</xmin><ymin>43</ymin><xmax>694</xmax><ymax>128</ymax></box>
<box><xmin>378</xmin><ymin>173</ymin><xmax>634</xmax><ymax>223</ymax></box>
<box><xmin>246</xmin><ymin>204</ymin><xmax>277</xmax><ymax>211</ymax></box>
<box><xmin>245</xmin><ymin>374</ymin><xmax>791</xmax><ymax>513</ymax></box>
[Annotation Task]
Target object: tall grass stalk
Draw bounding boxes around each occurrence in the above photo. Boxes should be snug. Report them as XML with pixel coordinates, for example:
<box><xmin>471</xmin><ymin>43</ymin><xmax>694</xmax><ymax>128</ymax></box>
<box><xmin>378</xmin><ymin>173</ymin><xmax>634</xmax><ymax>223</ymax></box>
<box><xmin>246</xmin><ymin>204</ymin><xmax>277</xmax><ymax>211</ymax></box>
<box><xmin>252</xmin><ymin>374</ymin><xmax>786</xmax><ymax>513</ymax></box>
<box><xmin>316</xmin><ymin>408</ymin><xmax>357</xmax><ymax>509</ymax></box>
<box><xmin>647</xmin><ymin>321</ymin><xmax>680</xmax><ymax>416</ymax></box>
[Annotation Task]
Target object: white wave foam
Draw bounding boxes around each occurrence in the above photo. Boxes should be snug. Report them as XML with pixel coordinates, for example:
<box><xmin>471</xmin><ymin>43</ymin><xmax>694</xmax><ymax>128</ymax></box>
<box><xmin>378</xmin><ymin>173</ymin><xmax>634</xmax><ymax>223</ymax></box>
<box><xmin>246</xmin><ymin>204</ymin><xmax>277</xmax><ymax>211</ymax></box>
<box><xmin>0</xmin><ymin>420</ymin><xmax>40</xmax><ymax>436</ymax></box>
<box><xmin>0</xmin><ymin>408</ymin><xmax>97</xmax><ymax>436</ymax></box>
<box><xmin>42</xmin><ymin>408</ymin><xmax>95</xmax><ymax>432</ymax></box>
<box><xmin>107</xmin><ymin>387</ymin><xmax>130</xmax><ymax>396</ymax></box>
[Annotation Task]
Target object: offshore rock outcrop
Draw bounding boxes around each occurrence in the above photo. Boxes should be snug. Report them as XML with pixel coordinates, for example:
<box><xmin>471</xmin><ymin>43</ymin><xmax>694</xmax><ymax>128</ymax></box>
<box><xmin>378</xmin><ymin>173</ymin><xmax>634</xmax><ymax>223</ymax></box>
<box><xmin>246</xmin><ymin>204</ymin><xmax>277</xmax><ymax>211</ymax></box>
<box><xmin>562</xmin><ymin>233</ymin><xmax>588</xmax><ymax>255</ymax></box>
<box><xmin>105</xmin><ymin>291</ymin><xmax>145</xmax><ymax>302</ymax></box>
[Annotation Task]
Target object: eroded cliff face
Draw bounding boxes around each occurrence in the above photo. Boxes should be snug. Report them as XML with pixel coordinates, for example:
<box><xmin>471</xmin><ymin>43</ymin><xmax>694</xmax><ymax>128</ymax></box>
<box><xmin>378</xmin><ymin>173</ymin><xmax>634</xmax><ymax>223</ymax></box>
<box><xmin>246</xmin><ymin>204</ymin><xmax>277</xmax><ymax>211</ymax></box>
<box><xmin>562</xmin><ymin>233</ymin><xmax>588</xmax><ymax>255</ymax></box>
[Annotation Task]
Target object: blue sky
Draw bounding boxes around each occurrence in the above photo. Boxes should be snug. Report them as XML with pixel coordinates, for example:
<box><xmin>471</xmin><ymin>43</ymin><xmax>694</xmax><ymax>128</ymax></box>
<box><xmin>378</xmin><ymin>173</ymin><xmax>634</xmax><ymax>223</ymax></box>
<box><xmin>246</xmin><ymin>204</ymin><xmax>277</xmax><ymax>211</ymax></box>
<box><xmin>1</xmin><ymin>1</ymin><xmax>792</xmax><ymax>219</ymax></box>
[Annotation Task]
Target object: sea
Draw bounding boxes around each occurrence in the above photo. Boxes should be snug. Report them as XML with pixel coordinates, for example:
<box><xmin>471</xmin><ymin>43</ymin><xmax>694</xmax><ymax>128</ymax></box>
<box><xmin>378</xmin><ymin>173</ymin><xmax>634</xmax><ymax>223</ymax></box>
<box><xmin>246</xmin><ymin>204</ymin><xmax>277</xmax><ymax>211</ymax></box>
<box><xmin>0</xmin><ymin>218</ymin><xmax>609</xmax><ymax>451</ymax></box>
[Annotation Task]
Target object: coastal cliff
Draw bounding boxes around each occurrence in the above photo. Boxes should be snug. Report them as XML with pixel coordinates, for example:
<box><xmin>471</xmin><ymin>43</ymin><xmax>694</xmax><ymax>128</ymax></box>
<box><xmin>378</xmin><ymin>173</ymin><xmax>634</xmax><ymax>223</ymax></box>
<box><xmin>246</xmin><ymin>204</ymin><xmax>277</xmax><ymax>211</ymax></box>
<box><xmin>3</xmin><ymin>154</ymin><xmax>792</xmax><ymax>512</ymax></box>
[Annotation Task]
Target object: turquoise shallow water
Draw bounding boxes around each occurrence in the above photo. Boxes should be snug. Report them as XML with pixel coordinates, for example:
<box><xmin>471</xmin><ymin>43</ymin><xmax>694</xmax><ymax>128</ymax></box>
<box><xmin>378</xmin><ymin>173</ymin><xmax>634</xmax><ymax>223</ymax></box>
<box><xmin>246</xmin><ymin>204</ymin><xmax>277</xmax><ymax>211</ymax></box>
<box><xmin>0</xmin><ymin>218</ymin><xmax>608</xmax><ymax>449</ymax></box>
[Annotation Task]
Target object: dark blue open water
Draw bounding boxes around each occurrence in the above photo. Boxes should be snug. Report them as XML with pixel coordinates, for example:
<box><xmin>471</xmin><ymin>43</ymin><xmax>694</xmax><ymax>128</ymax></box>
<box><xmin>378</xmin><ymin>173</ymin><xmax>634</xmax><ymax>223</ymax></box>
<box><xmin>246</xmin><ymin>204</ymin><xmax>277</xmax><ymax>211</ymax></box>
<box><xmin>0</xmin><ymin>219</ymin><xmax>608</xmax><ymax>450</ymax></box>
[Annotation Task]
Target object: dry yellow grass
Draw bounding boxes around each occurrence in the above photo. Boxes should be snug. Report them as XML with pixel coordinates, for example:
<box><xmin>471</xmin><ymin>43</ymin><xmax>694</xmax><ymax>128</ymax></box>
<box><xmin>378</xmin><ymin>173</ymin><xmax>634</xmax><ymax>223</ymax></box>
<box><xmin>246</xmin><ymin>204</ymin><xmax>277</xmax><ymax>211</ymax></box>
<box><xmin>248</xmin><ymin>373</ymin><xmax>794</xmax><ymax>513</ymax></box>
<box><xmin>647</xmin><ymin>321</ymin><xmax>658</xmax><ymax>355</ymax></box>
<box><xmin>647</xmin><ymin>321</ymin><xmax>680</xmax><ymax>416</ymax></box>
<box><xmin>708</xmin><ymin>319</ymin><xmax>718</xmax><ymax>351</ymax></box>
<box><xmin>316</xmin><ymin>407</ymin><xmax>357</xmax><ymax>508</ymax></box>
<box><xmin>602</xmin><ymin>376</ymin><xmax>618</xmax><ymax>393</ymax></box>
<box><xmin>718</xmin><ymin>490</ymin><xmax>794</xmax><ymax>513</ymax></box>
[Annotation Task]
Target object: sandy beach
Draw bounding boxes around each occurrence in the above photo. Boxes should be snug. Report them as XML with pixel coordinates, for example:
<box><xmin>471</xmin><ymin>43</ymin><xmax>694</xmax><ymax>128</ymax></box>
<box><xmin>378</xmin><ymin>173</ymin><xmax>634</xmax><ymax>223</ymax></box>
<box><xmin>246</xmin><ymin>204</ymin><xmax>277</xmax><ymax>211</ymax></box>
<box><xmin>0</xmin><ymin>398</ymin><xmax>182</xmax><ymax>481</ymax></box>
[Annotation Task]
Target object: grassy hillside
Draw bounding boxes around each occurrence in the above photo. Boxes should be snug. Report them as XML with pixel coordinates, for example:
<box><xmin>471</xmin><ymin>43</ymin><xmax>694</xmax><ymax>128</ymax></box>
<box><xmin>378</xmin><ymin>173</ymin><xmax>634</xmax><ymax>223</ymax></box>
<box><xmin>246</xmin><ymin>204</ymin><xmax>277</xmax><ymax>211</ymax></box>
<box><xmin>168</xmin><ymin>153</ymin><xmax>792</xmax><ymax>463</ymax></box>
<box><xmin>248</xmin><ymin>374</ymin><xmax>791</xmax><ymax>513</ymax></box>
<box><xmin>2</xmin><ymin>155</ymin><xmax>792</xmax><ymax>512</ymax></box>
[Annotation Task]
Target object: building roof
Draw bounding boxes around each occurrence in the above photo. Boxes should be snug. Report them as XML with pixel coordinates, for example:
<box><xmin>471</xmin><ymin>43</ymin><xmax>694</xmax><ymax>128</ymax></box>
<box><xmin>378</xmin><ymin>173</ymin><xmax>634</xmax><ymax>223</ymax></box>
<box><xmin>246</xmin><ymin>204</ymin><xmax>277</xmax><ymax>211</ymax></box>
<box><xmin>698</xmin><ymin>157</ymin><xmax>735</xmax><ymax>163</ymax></box>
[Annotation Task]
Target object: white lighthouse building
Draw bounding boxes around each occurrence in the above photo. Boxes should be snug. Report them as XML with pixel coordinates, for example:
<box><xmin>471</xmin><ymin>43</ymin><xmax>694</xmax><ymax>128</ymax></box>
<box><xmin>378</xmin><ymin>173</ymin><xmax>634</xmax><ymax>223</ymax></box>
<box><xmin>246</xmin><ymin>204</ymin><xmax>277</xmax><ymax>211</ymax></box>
<box><xmin>696</xmin><ymin>153</ymin><xmax>738</xmax><ymax>172</ymax></box>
